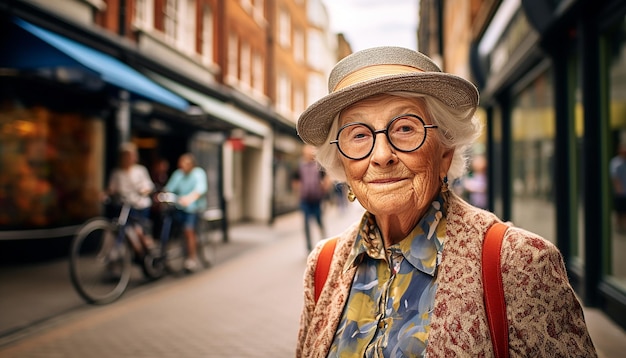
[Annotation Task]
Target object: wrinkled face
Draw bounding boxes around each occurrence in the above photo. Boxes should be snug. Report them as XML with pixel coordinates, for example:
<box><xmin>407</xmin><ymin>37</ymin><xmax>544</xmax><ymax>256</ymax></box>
<box><xmin>338</xmin><ymin>94</ymin><xmax>453</xmax><ymax>218</ymax></box>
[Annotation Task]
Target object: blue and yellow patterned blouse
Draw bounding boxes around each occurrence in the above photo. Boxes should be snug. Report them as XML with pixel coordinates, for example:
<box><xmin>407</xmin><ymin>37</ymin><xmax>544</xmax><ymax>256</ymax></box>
<box><xmin>327</xmin><ymin>196</ymin><xmax>447</xmax><ymax>358</ymax></box>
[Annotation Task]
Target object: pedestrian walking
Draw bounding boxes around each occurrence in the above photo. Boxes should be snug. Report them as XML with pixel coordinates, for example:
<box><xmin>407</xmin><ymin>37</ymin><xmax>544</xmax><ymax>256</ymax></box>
<box><xmin>295</xmin><ymin>46</ymin><xmax>596</xmax><ymax>357</ymax></box>
<box><xmin>292</xmin><ymin>144</ymin><xmax>331</xmax><ymax>252</ymax></box>
<box><xmin>464</xmin><ymin>154</ymin><xmax>488</xmax><ymax>209</ymax></box>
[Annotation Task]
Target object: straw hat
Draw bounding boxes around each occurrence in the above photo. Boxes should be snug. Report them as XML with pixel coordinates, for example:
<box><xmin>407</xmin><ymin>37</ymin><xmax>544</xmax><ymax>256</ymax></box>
<box><xmin>297</xmin><ymin>46</ymin><xmax>479</xmax><ymax>146</ymax></box>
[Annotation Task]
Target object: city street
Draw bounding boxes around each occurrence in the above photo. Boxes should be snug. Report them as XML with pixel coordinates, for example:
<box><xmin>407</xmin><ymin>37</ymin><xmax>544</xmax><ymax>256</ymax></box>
<box><xmin>0</xmin><ymin>202</ymin><xmax>362</xmax><ymax>357</ymax></box>
<box><xmin>1</xmin><ymin>202</ymin><xmax>626</xmax><ymax>357</ymax></box>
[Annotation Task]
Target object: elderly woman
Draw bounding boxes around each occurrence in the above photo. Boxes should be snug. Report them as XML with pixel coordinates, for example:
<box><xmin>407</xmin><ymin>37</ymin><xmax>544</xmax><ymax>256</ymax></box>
<box><xmin>295</xmin><ymin>47</ymin><xmax>596</xmax><ymax>357</ymax></box>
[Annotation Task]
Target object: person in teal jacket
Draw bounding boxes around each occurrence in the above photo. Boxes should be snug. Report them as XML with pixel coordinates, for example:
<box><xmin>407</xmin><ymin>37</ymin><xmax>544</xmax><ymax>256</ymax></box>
<box><xmin>164</xmin><ymin>153</ymin><xmax>208</xmax><ymax>272</ymax></box>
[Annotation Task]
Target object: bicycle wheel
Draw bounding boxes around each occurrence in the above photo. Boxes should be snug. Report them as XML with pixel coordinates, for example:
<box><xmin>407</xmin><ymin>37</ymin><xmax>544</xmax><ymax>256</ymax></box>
<box><xmin>69</xmin><ymin>218</ymin><xmax>132</xmax><ymax>304</ymax></box>
<box><xmin>196</xmin><ymin>220</ymin><xmax>219</xmax><ymax>268</ymax></box>
<box><xmin>142</xmin><ymin>251</ymin><xmax>165</xmax><ymax>280</ymax></box>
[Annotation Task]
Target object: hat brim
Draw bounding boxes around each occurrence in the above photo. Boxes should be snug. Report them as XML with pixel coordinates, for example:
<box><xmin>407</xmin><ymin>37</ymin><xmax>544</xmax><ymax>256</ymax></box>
<box><xmin>297</xmin><ymin>72</ymin><xmax>479</xmax><ymax>146</ymax></box>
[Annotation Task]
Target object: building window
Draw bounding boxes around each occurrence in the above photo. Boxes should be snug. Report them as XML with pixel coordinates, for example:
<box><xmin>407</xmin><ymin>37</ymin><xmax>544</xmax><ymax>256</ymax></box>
<box><xmin>307</xmin><ymin>30</ymin><xmax>324</xmax><ymax>70</ymax></box>
<box><xmin>277</xmin><ymin>72</ymin><xmax>291</xmax><ymax>114</ymax></box>
<box><xmin>164</xmin><ymin>0</ymin><xmax>178</xmax><ymax>43</ymax></box>
<box><xmin>227</xmin><ymin>32</ymin><xmax>239</xmax><ymax>85</ymax></box>
<box><xmin>510</xmin><ymin>69</ymin><xmax>556</xmax><ymax>243</ymax></box>
<box><xmin>278</xmin><ymin>8</ymin><xmax>291</xmax><ymax>48</ymax></box>
<box><xmin>179</xmin><ymin>0</ymin><xmax>196</xmax><ymax>54</ymax></box>
<box><xmin>201</xmin><ymin>4</ymin><xmax>214</xmax><ymax>64</ymax></box>
<box><xmin>293</xmin><ymin>28</ymin><xmax>304</xmax><ymax>63</ymax></box>
<box><xmin>307</xmin><ymin>72</ymin><xmax>325</xmax><ymax>107</ymax></box>
<box><xmin>607</xmin><ymin>14</ymin><xmax>626</xmax><ymax>290</ymax></box>
<box><xmin>253</xmin><ymin>0</ymin><xmax>264</xmax><ymax>23</ymax></box>
<box><xmin>294</xmin><ymin>86</ymin><xmax>304</xmax><ymax>118</ymax></box>
<box><xmin>134</xmin><ymin>0</ymin><xmax>154</xmax><ymax>30</ymax></box>
<box><xmin>252</xmin><ymin>52</ymin><xmax>264</xmax><ymax>96</ymax></box>
<box><xmin>163</xmin><ymin>0</ymin><xmax>196</xmax><ymax>53</ymax></box>
<box><xmin>241</xmin><ymin>42</ymin><xmax>251</xmax><ymax>90</ymax></box>
<box><xmin>241</xmin><ymin>0</ymin><xmax>253</xmax><ymax>13</ymax></box>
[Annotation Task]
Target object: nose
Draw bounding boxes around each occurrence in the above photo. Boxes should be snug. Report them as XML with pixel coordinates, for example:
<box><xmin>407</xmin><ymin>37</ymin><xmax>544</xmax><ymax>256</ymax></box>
<box><xmin>370</xmin><ymin>130</ymin><xmax>397</xmax><ymax>167</ymax></box>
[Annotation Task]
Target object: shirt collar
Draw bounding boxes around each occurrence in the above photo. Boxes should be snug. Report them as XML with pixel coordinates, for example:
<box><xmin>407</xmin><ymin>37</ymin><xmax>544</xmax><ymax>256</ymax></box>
<box><xmin>343</xmin><ymin>195</ymin><xmax>447</xmax><ymax>276</ymax></box>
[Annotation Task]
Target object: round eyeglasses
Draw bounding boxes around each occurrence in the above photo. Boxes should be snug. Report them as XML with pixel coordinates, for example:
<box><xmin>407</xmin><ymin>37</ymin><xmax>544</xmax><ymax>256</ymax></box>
<box><xmin>330</xmin><ymin>114</ymin><xmax>438</xmax><ymax>160</ymax></box>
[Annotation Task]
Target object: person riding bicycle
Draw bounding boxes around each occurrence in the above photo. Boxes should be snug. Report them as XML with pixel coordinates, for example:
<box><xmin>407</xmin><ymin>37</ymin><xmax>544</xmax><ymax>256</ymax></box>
<box><xmin>106</xmin><ymin>142</ymin><xmax>157</xmax><ymax>259</ymax></box>
<box><xmin>163</xmin><ymin>153</ymin><xmax>208</xmax><ymax>273</ymax></box>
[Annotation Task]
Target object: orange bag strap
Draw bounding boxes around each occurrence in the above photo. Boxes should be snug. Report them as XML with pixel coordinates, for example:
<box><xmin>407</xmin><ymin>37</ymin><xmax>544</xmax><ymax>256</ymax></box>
<box><xmin>482</xmin><ymin>222</ymin><xmax>510</xmax><ymax>358</ymax></box>
<box><xmin>314</xmin><ymin>237</ymin><xmax>338</xmax><ymax>303</ymax></box>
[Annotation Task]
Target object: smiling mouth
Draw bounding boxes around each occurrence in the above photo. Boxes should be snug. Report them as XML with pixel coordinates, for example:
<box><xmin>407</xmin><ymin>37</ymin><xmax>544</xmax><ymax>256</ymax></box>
<box><xmin>368</xmin><ymin>178</ymin><xmax>406</xmax><ymax>184</ymax></box>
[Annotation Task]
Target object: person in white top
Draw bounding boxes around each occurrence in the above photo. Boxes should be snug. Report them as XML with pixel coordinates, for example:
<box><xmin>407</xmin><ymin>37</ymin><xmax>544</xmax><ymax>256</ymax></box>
<box><xmin>107</xmin><ymin>142</ymin><xmax>156</xmax><ymax>257</ymax></box>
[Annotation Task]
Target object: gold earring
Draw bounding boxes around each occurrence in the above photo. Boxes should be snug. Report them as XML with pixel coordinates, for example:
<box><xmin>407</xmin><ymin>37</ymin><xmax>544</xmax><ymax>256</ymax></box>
<box><xmin>441</xmin><ymin>176</ymin><xmax>449</xmax><ymax>193</ymax></box>
<box><xmin>347</xmin><ymin>186</ymin><xmax>356</xmax><ymax>202</ymax></box>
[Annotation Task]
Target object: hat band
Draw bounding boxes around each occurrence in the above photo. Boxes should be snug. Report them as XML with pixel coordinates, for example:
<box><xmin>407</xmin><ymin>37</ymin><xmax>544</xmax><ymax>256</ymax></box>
<box><xmin>332</xmin><ymin>64</ymin><xmax>424</xmax><ymax>92</ymax></box>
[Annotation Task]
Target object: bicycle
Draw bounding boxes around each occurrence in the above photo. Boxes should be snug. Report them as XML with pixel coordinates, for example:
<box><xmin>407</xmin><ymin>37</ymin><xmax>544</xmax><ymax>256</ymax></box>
<box><xmin>69</xmin><ymin>194</ymin><xmax>219</xmax><ymax>305</ymax></box>
<box><xmin>151</xmin><ymin>192</ymin><xmax>218</xmax><ymax>276</ymax></box>
<box><xmin>69</xmin><ymin>198</ymin><xmax>162</xmax><ymax>305</ymax></box>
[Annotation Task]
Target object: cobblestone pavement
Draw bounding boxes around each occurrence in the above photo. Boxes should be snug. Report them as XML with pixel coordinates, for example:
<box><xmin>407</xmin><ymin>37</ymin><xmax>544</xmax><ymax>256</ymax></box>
<box><xmin>0</xmin><ymin>202</ymin><xmax>625</xmax><ymax>357</ymax></box>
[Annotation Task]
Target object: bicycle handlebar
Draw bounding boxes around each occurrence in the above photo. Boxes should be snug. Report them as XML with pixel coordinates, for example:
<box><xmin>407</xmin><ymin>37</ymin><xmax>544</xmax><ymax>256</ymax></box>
<box><xmin>156</xmin><ymin>192</ymin><xmax>178</xmax><ymax>204</ymax></box>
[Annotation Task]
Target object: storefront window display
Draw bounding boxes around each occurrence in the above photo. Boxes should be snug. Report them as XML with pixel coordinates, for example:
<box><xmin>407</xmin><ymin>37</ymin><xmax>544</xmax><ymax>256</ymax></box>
<box><xmin>0</xmin><ymin>101</ymin><xmax>104</xmax><ymax>230</ymax></box>
<box><xmin>607</xmin><ymin>14</ymin><xmax>626</xmax><ymax>289</ymax></box>
<box><xmin>491</xmin><ymin>106</ymin><xmax>505</xmax><ymax>217</ymax></box>
<box><xmin>511</xmin><ymin>69</ymin><xmax>556</xmax><ymax>244</ymax></box>
<box><xmin>573</xmin><ymin>55</ymin><xmax>585</xmax><ymax>269</ymax></box>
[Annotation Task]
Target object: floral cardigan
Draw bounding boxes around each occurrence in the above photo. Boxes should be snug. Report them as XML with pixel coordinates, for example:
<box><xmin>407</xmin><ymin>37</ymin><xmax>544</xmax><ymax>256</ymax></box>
<box><xmin>296</xmin><ymin>193</ymin><xmax>597</xmax><ymax>358</ymax></box>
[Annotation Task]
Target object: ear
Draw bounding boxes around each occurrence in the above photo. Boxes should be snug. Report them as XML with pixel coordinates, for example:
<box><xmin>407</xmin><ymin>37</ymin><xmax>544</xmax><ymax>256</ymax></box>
<box><xmin>440</xmin><ymin>148</ymin><xmax>455</xmax><ymax>178</ymax></box>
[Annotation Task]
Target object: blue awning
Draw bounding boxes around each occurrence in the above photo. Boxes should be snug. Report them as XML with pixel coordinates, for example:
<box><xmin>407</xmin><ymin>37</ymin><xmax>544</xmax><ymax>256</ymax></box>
<box><xmin>4</xmin><ymin>18</ymin><xmax>189</xmax><ymax>111</ymax></box>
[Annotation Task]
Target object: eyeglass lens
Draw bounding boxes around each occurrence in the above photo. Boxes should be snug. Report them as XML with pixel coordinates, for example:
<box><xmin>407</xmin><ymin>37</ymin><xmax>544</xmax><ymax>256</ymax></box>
<box><xmin>335</xmin><ymin>114</ymin><xmax>431</xmax><ymax>160</ymax></box>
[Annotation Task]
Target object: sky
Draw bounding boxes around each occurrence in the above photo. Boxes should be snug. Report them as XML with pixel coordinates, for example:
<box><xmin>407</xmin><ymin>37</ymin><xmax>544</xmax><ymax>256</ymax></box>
<box><xmin>321</xmin><ymin>0</ymin><xmax>419</xmax><ymax>52</ymax></box>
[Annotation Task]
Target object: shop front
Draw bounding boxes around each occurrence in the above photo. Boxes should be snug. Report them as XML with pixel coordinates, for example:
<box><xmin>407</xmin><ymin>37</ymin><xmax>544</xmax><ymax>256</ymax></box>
<box><xmin>0</xmin><ymin>76</ymin><xmax>106</xmax><ymax>234</ymax></box>
<box><xmin>0</xmin><ymin>11</ymin><xmax>302</xmax><ymax>259</ymax></box>
<box><xmin>0</xmin><ymin>17</ymin><xmax>199</xmax><ymax>260</ymax></box>
<box><xmin>472</xmin><ymin>0</ymin><xmax>626</xmax><ymax>329</ymax></box>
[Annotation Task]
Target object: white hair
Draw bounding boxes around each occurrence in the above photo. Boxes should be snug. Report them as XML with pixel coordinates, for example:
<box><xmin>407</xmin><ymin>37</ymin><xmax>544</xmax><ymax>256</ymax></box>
<box><xmin>315</xmin><ymin>92</ymin><xmax>482</xmax><ymax>182</ymax></box>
